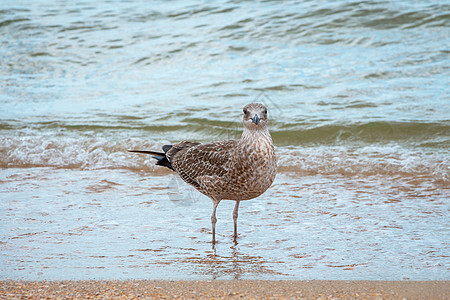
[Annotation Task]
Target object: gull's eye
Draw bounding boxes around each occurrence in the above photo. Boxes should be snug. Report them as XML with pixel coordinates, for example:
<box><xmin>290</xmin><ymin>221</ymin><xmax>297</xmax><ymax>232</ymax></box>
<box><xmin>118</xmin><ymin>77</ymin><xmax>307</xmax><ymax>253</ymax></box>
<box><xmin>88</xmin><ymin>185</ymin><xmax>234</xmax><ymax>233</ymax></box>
<box><xmin>264</xmin><ymin>109</ymin><xmax>267</xmax><ymax>115</ymax></box>
<box><xmin>243</xmin><ymin>108</ymin><xmax>248</xmax><ymax>115</ymax></box>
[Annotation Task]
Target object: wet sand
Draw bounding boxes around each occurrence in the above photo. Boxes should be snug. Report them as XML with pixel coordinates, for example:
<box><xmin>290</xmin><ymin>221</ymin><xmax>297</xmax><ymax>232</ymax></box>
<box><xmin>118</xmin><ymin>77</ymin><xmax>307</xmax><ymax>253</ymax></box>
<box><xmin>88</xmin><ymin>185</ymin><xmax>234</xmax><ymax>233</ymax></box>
<box><xmin>1</xmin><ymin>280</ymin><xmax>448</xmax><ymax>299</ymax></box>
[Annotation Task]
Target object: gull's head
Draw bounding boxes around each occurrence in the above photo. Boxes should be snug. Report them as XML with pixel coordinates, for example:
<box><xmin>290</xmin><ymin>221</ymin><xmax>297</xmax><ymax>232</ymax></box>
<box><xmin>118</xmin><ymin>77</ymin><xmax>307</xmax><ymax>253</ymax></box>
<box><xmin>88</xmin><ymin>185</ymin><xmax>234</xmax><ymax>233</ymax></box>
<box><xmin>242</xmin><ymin>103</ymin><xmax>268</xmax><ymax>130</ymax></box>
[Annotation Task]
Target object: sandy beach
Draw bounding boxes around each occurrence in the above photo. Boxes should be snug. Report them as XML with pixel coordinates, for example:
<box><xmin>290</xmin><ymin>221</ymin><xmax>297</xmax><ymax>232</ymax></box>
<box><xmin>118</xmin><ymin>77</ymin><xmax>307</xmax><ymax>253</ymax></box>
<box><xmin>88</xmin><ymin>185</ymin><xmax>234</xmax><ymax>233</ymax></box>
<box><xmin>1</xmin><ymin>280</ymin><xmax>448</xmax><ymax>299</ymax></box>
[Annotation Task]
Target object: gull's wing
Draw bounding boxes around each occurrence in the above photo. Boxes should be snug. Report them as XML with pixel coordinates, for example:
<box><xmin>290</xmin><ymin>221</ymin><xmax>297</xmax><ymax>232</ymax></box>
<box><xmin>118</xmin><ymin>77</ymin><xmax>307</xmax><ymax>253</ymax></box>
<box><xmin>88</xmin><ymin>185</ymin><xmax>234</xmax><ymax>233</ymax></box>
<box><xmin>169</xmin><ymin>140</ymin><xmax>238</xmax><ymax>189</ymax></box>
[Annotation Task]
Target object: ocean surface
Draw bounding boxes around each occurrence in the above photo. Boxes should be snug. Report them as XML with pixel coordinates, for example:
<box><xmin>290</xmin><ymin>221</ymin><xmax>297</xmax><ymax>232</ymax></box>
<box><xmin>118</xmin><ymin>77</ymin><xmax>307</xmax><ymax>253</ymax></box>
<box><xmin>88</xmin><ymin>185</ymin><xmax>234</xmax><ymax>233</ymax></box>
<box><xmin>1</xmin><ymin>0</ymin><xmax>449</xmax><ymax>280</ymax></box>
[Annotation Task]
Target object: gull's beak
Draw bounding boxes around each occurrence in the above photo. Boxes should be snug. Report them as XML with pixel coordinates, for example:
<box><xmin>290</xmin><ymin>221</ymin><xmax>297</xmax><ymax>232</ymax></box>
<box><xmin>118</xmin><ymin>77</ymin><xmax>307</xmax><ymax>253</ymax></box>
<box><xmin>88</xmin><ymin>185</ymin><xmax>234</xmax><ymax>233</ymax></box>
<box><xmin>252</xmin><ymin>114</ymin><xmax>260</xmax><ymax>125</ymax></box>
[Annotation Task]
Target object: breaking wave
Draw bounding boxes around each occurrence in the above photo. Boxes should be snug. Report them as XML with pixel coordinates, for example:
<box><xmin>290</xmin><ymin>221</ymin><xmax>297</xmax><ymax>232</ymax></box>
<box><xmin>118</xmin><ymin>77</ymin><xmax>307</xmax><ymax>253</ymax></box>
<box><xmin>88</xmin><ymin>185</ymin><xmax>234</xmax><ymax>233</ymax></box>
<box><xmin>1</xmin><ymin>136</ymin><xmax>448</xmax><ymax>185</ymax></box>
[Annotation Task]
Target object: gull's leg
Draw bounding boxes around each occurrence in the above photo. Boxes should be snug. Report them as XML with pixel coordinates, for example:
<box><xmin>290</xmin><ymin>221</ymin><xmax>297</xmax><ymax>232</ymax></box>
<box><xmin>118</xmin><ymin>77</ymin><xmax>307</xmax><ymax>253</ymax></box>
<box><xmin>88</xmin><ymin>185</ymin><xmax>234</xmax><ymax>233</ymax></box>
<box><xmin>233</xmin><ymin>200</ymin><xmax>240</xmax><ymax>244</ymax></box>
<box><xmin>211</xmin><ymin>200</ymin><xmax>220</xmax><ymax>245</ymax></box>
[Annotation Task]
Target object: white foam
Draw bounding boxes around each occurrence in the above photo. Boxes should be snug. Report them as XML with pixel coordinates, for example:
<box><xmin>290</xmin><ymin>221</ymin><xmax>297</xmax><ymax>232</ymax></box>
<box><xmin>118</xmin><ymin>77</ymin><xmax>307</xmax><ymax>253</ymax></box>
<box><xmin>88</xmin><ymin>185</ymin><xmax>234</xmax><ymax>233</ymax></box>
<box><xmin>276</xmin><ymin>145</ymin><xmax>449</xmax><ymax>184</ymax></box>
<box><xmin>1</xmin><ymin>136</ymin><xmax>448</xmax><ymax>184</ymax></box>
<box><xmin>0</xmin><ymin>136</ymin><xmax>163</xmax><ymax>171</ymax></box>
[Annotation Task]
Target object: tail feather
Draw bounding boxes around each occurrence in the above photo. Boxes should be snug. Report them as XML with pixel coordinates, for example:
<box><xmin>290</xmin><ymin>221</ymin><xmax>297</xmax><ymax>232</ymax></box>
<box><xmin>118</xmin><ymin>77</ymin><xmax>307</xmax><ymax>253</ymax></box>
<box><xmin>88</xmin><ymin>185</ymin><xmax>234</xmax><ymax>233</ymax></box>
<box><xmin>129</xmin><ymin>149</ymin><xmax>174</xmax><ymax>171</ymax></box>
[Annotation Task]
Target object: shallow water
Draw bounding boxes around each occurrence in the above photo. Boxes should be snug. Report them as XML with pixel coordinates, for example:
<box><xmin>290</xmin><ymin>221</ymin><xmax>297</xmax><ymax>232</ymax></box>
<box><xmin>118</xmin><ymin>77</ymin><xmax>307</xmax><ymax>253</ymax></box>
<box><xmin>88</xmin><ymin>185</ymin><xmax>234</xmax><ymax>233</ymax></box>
<box><xmin>1</xmin><ymin>168</ymin><xmax>448</xmax><ymax>280</ymax></box>
<box><xmin>1</xmin><ymin>0</ymin><xmax>449</xmax><ymax>280</ymax></box>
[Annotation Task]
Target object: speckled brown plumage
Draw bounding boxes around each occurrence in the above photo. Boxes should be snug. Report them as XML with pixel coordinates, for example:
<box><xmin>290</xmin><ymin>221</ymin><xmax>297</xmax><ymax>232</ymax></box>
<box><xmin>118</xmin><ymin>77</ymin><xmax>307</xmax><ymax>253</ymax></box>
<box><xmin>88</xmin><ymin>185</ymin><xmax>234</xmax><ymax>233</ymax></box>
<box><xmin>130</xmin><ymin>103</ymin><xmax>277</xmax><ymax>245</ymax></box>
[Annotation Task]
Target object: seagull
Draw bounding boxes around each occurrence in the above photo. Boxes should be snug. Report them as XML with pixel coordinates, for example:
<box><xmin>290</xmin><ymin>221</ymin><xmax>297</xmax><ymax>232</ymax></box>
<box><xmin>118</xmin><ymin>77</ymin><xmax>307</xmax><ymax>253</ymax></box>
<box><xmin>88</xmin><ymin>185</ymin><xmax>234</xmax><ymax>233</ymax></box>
<box><xmin>130</xmin><ymin>103</ymin><xmax>277</xmax><ymax>245</ymax></box>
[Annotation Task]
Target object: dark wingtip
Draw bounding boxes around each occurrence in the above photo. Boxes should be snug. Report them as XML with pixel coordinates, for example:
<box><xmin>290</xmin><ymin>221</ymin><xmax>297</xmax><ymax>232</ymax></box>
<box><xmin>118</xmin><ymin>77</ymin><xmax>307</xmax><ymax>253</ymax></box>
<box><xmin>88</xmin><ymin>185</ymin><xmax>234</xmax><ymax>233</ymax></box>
<box><xmin>162</xmin><ymin>144</ymin><xmax>173</xmax><ymax>153</ymax></box>
<box><xmin>129</xmin><ymin>150</ymin><xmax>165</xmax><ymax>156</ymax></box>
<box><xmin>129</xmin><ymin>149</ymin><xmax>174</xmax><ymax>171</ymax></box>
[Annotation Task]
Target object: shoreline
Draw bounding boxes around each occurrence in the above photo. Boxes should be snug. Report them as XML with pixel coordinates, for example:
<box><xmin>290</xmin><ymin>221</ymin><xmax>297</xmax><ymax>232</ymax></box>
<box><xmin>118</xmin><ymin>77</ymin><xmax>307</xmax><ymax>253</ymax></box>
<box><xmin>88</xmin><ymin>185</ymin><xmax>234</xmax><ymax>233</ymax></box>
<box><xmin>1</xmin><ymin>280</ymin><xmax>449</xmax><ymax>299</ymax></box>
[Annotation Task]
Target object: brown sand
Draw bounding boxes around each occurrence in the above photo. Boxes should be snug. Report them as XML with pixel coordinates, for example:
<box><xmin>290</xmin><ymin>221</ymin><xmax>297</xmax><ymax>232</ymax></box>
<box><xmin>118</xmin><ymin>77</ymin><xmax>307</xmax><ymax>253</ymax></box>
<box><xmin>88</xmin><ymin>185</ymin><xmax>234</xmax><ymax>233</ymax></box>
<box><xmin>1</xmin><ymin>280</ymin><xmax>449</xmax><ymax>299</ymax></box>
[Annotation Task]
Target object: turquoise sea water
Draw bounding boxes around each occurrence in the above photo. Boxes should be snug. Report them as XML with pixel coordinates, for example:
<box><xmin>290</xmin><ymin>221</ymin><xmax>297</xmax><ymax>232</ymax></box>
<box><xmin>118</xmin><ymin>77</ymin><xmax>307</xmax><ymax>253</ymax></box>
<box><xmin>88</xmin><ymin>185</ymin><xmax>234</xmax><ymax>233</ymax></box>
<box><xmin>1</xmin><ymin>0</ymin><xmax>449</xmax><ymax>280</ymax></box>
